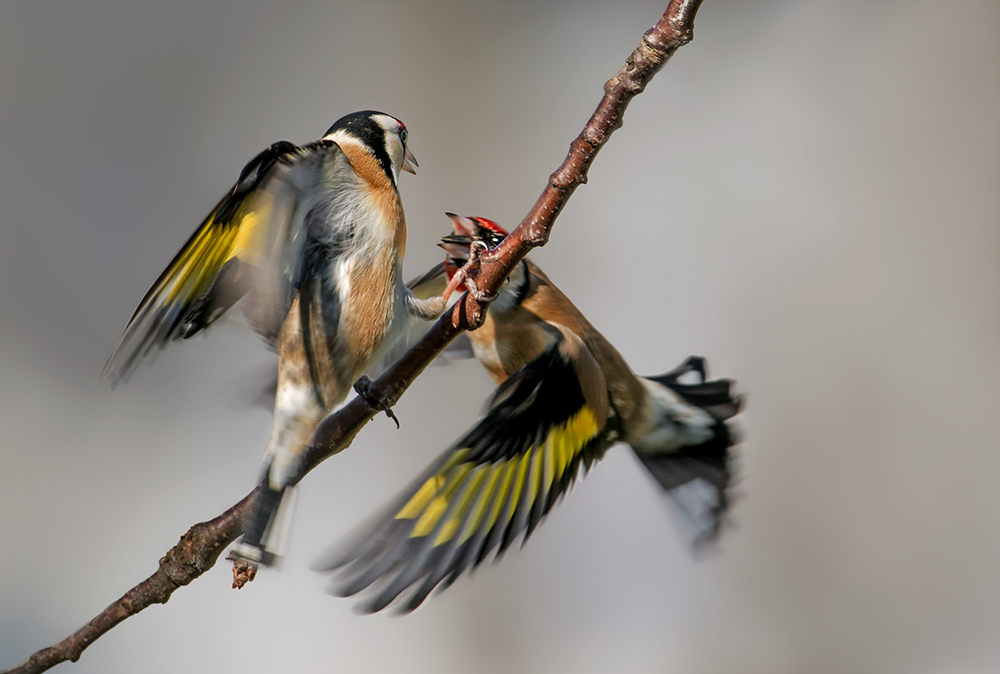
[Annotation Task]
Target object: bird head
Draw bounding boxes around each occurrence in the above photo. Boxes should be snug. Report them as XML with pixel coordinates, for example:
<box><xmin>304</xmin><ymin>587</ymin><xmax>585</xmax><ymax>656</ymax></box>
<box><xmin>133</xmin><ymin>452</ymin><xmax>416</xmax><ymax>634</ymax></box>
<box><xmin>440</xmin><ymin>213</ymin><xmax>509</xmax><ymax>281</ymax></box>
<box><xmin>323</xmin><ymin>110</ymin><xmax>418</xmax><ymax>185</ymax></box>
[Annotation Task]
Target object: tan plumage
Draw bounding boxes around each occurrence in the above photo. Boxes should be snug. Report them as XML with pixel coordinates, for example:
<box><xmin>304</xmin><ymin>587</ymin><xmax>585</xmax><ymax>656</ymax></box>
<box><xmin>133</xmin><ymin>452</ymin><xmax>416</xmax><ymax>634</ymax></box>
<box><xmin>104</xmin><ymin>111</ymin><xmax>455</xmax><ymax>565</ymax></box>
<box><xmin>316</xmin><ymin>214</ymin><xmax>742</xmax><ymax>612</ymax></box>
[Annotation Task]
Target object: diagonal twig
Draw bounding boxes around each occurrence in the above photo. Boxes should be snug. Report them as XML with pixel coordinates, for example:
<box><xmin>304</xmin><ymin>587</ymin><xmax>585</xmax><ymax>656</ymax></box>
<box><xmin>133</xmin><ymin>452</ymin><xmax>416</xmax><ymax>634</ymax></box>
<box><xmin>1</xmin><ymin>2</ymin><xmax>703</xmax><ymax>672</ymax></box>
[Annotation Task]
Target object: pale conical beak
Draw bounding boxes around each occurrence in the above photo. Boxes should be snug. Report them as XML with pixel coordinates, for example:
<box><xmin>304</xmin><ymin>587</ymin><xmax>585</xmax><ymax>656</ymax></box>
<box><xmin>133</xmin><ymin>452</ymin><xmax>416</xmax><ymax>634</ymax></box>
<box><xmin>445</xmin><ymin>212</ymin><xmax>477</xmax><ymax>237</ymax></box>
<box><xmin>440</xmin><ymin>213</ymin><xmax>477</xmax><ymax>260</ymax></box>
<box><xmin>401</xmin><ymin>147</ymin><xmax>418</xmax><ymax>174</ymax></box>
<box><xmin>438</xmin><ymin>241</ymin><xmax>471</xmax><ymax>260</ymax></box>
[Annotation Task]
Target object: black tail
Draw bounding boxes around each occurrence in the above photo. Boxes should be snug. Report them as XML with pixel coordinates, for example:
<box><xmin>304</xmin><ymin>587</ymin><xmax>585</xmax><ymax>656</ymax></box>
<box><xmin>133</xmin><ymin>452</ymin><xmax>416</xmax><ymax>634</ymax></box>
<box><xmin>637</xmin><ymin>356</ymin><xmax>743</xmax><ymax>546</ymax></box>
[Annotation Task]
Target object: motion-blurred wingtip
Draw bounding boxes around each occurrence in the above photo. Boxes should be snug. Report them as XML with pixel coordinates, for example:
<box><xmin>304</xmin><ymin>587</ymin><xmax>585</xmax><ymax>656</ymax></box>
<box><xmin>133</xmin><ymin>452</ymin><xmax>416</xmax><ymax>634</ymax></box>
<box><xmin>100</xmin><ymin>353</ymin><xmax>117</xmax><ymax>383</ymax></box>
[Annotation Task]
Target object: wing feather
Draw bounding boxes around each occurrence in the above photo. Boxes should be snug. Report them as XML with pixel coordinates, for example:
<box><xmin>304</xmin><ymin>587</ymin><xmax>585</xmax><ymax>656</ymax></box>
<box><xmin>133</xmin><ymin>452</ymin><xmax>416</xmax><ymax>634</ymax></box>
<box><xmin>102</xmin><ymin>140</ymin><xmax>340</xmax><ymax>386</ymax></box>
<box><xmin>405</xmin><ymin>262</ymin><xmax>447</xmax><ymax>299</ymax></box>
<box><xmin>317</xmin><ymin>333</ymin><xmax>613</xmax><ymax>613</ymax></box>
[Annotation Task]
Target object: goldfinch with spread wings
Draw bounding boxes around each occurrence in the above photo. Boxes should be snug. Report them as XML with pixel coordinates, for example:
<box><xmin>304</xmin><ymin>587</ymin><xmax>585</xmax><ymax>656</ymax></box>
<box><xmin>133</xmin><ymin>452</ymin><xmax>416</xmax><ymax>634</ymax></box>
<box><xmin>102</xmin><ymin>112</ymin><xmax>465</xmax><ymax>565</ymax></box>
<box><xmin>316</xmin><ymin>214</ymin><xmax>742</xmax><ymax>612</ymax></box>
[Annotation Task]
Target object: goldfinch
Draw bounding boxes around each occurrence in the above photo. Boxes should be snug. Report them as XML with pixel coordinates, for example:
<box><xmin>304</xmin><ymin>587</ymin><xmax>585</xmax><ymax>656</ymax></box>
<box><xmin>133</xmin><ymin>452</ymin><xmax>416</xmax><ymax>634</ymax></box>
<box><xmin>103</xmin><ymin>111</ymin><xmax>463</xmax><ymax>565</ymax></box>
<box><xmin>315</xmin><ymin>214</ymin><xmax>742</xmax><ymax>612</ymax></box>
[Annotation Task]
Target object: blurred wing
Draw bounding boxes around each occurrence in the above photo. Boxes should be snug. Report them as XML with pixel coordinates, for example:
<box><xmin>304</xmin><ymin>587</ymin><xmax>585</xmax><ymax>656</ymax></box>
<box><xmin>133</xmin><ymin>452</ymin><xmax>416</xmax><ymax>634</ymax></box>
<box><xmin>365</xmin><ymin>262</ymin><xmax>471</xmax><ymax>378</ymax></box>
<box><xmin>317</xmin><ymin>332</ymin><xmax>611</xmax><ymax>613</ymax></box>
<box><xmin>406</xmin><ymin>261</ymin><xmax>447</xmax><ymax>299</ymax></box>
<box><xmin>102</xmin><ymin>140</ymin><xmax>339</xmax><ymax>386</ymax></box>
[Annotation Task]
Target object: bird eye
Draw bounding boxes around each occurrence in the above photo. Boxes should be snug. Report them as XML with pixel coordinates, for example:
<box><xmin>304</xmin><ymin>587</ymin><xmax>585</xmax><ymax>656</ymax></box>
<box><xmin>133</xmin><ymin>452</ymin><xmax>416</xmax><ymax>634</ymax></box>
<box><xmin>476</xmin><ymin>225</ymin><xmax>505</xmax><ymax>249</ymax></box>
<box><xmin>399</xmin><ymin>128</ymin><xmax>408</xmax><ymax>145</ymax></box>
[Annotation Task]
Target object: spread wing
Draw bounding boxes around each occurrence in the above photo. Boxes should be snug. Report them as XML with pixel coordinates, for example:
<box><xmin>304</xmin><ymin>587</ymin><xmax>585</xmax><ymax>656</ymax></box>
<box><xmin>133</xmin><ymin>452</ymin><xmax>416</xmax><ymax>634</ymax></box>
<box><xmin>316</xmin><ymin>330</ymin><xmax>611</xmax><ymax>613</ymax></box>
<box><xmin>102</xmin><ymin>139</ymin><xmax>343</xmax><ymax>386</ymax></box>
<box><xmin>364</xmin><ymin>262</ymin><xmax>472</xmax><ymax>379</ymax></box>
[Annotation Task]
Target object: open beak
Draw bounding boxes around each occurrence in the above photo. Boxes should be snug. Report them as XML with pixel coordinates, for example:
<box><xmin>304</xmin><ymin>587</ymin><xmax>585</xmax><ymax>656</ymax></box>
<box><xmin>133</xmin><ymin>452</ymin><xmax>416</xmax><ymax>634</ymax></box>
<box><xmin>439</xmin><ymin>213</ymin><xmax>477</xmax><ymax>261</ymax></box>
<box><xmin>401</xmin><ymin>147</ymin><xmax>418</xmax><ymax>174</ymax></box>
<box><xmin>445</xmin><ymin>212</ymin><xmax>477</xmax><ymax>237</ymax></box>
<box><xmin>438</xmin><ymin>241</ymin><xmax>471</xmax><ymax>261</ymax></box>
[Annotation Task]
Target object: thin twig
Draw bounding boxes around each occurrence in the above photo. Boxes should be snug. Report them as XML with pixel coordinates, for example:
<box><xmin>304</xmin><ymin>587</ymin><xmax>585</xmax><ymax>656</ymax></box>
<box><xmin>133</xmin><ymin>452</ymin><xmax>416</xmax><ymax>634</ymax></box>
<box><xmin>4</xmin><ymin>495</ymin><xmax>254</xmax><ymax>674</ymax></box>
<box><xmin>1</xmin><ymin>2</ymin><xmax>702</xmax><ymax>672</ymax></box>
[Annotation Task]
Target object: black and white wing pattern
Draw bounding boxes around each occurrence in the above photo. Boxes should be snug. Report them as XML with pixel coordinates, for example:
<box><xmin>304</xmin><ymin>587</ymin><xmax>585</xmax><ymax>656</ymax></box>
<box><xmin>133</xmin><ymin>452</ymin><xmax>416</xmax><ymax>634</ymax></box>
<box><xmin>102</xmin><ymin>140</ymin><xmax>347</xmax><ymax>386</ymax></box>
<box><xmin>316</xmin><ymin>332</ymin><xmax>615</xmax><ymax>613</ymax></box>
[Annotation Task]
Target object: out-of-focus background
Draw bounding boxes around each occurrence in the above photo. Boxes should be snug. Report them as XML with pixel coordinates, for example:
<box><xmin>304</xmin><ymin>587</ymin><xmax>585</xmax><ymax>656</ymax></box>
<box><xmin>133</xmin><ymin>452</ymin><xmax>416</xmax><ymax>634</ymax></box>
<box><xmin>1</xmin><ymin>0</ymin><xmax>997</xmax><ymax>672</ymax></box>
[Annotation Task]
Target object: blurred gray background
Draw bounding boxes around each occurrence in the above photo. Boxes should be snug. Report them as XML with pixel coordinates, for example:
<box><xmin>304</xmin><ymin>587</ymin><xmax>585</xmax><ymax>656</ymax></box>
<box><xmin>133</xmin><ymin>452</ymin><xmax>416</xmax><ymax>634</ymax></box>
<box><xmin>1</xmin><ymin>1</ymin><xmax>998</xmax><ymax>673</ymax></box>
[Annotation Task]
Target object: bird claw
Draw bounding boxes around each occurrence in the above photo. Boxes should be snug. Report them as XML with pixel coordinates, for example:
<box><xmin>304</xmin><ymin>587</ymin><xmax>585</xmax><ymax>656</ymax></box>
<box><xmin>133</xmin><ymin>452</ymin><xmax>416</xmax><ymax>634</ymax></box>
<box><xmin>468</xmin><ymin>240</ymin><xmax>489</xmax><ymax>258</ymax></box>
<box><xmin>353</xmin><ymin>375</ymin><xmax>400</xmax><ymax>428</ymax></box>
<box><xmin>464</xmin><ymin>276</ymin><xmax>497</xmax><ymax>303</ymax></box>
<box><xmin>445</xmin><ymin>240</ymin><xmax>497</xmax><ymax>303</ymax></box>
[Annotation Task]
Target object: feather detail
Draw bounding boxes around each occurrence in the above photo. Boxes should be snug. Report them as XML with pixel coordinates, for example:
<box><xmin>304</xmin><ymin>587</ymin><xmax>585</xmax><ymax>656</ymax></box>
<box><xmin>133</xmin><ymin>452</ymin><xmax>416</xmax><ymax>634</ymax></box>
<box><xmin>316</xmin><ymin>333</ymin><xmax>613</xmax><ymax>612</ymax></box>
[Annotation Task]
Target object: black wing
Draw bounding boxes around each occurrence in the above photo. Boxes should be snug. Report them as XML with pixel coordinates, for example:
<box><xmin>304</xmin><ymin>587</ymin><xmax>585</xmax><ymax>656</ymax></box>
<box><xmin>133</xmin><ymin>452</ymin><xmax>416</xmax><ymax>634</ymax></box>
<box><xmin>316</xmin><ymin>334</ymin><xmax>612</xmax><ymax>613</ymax></box>
<box><xmin>102</xmin><ymin>140</ymin><xmax>341</xmax><ymax>385</ymax></box>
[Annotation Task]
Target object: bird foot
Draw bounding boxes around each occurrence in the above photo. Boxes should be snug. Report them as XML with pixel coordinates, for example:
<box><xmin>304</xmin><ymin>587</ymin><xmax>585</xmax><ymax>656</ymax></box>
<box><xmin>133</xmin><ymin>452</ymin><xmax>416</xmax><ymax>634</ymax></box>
<box><xmin>441</xmin><ymin>240</ymin><xmax>498</xmax><ymax>304</ymax></box>
<box><xmin>354</xmin><ymin>375</ymin><xmax>400</xmax><ymax>428</ymax></box>
<box><xmin>462</xmin><ymin>275</ymin><xmax>497</xmax><ymax>303</ymax></box>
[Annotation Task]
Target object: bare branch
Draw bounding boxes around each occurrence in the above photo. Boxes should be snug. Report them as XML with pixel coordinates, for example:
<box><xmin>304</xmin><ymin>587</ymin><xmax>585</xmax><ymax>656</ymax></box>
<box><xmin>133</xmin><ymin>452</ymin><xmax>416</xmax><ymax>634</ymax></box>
<box><xmin>3</xmin><ymin>495</ymin><xmax>254</xmax><ymax>674</ymax></box>
<box><xmin>1</xmin><ymin>2</ymin><xmax>702</xmax><ymax>672</ymax></box>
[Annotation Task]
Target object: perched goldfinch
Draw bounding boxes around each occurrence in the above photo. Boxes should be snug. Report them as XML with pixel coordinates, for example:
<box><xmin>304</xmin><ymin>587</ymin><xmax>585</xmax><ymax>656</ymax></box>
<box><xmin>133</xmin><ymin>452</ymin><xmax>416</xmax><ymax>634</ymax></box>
<box><xmin>103</xmin><ymin>111</ymin><xmax>461</xmax><ymax>565</ymax></box>
<box><xmin>315</xmin><ymin>214</ymin><xmax>742</xmax><ymax>612</ymax></box>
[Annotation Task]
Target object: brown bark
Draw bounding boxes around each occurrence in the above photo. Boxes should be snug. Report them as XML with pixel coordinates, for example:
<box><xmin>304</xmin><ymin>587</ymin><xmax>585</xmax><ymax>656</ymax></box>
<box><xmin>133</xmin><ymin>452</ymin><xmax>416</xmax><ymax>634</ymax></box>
<box><xmin>1</xmin><ymin>2</ymin><xmax>703</xmax><ymax>672</ymax></box>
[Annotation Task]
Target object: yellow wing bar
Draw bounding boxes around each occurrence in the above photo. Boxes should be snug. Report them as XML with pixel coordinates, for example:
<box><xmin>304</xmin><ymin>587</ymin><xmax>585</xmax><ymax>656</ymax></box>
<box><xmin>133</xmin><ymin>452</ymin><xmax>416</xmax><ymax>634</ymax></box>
<box><xmin>102</xmin><ymin>141</ymin><xmax>301</xmax><ymax>385</ymax></box>
<box><xmin>317</xmin><ymin>335</ymin><xmax>611</xmax><ymax>613</ymax></box>
<box><xmin>396</xmin><ymin>406</ymin><xmax>600</xmax><ymax>547</ymax></box>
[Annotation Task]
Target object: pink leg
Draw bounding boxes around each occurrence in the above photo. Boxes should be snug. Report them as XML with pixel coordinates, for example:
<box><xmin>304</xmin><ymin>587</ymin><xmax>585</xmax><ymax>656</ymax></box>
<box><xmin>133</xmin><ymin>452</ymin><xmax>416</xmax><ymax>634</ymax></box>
<box><xmin>440</xmin><ymin>241</ymin><xmax>496</xmax><ymax>303</ymax></box>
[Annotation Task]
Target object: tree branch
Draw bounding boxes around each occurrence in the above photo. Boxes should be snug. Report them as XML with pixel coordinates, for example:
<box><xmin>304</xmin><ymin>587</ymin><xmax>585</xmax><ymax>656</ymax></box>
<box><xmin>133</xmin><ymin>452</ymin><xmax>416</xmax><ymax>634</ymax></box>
<box><xmin>4</xmin><ymin>494</ymin><xmax>255</xmax><ymax>674</ymax></box>
<box><xmin>1</xmin><ymin>2</ymin><xmax>702</xmax><ymax>672</ymax></box>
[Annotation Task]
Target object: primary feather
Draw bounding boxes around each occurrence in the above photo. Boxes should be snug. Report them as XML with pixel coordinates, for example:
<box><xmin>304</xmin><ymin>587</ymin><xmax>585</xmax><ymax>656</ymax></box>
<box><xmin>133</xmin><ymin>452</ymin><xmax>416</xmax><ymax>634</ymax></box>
<box><xmin>102</xmin><ymin>140</ymin><xmax>340</xmax><ymax>385</ymax></box>
<box><xmin>316</xmin><ymin>214</ymin><xmax>743</xmax><ymax>612</ymax></box>
<box><xmin>319</xmin><ymin>332</ymin><xmax>612</xmax><ymax>612</ymax></box>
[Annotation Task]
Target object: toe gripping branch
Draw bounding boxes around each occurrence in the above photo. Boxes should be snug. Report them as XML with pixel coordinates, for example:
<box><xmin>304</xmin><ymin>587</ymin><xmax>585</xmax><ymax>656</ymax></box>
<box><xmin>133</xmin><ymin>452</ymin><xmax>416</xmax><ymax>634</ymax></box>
<box><xmin>453</xmin><ymin>240</ymin><xmax>498</xmax><ymax>303</ymax></box>
<box><xmin>354</xmin><ymin>375</ymin><xmax>400</xmax><ymax>429</ymax></box>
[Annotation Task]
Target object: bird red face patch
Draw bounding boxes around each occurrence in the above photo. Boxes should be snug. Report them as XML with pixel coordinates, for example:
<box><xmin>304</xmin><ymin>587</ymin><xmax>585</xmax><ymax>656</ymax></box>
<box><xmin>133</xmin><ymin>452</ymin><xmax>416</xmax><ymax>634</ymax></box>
<box><xmin>441</xmin><ymin>214</ymin><xmax>510</xmax><ymax>280</ymax></box>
